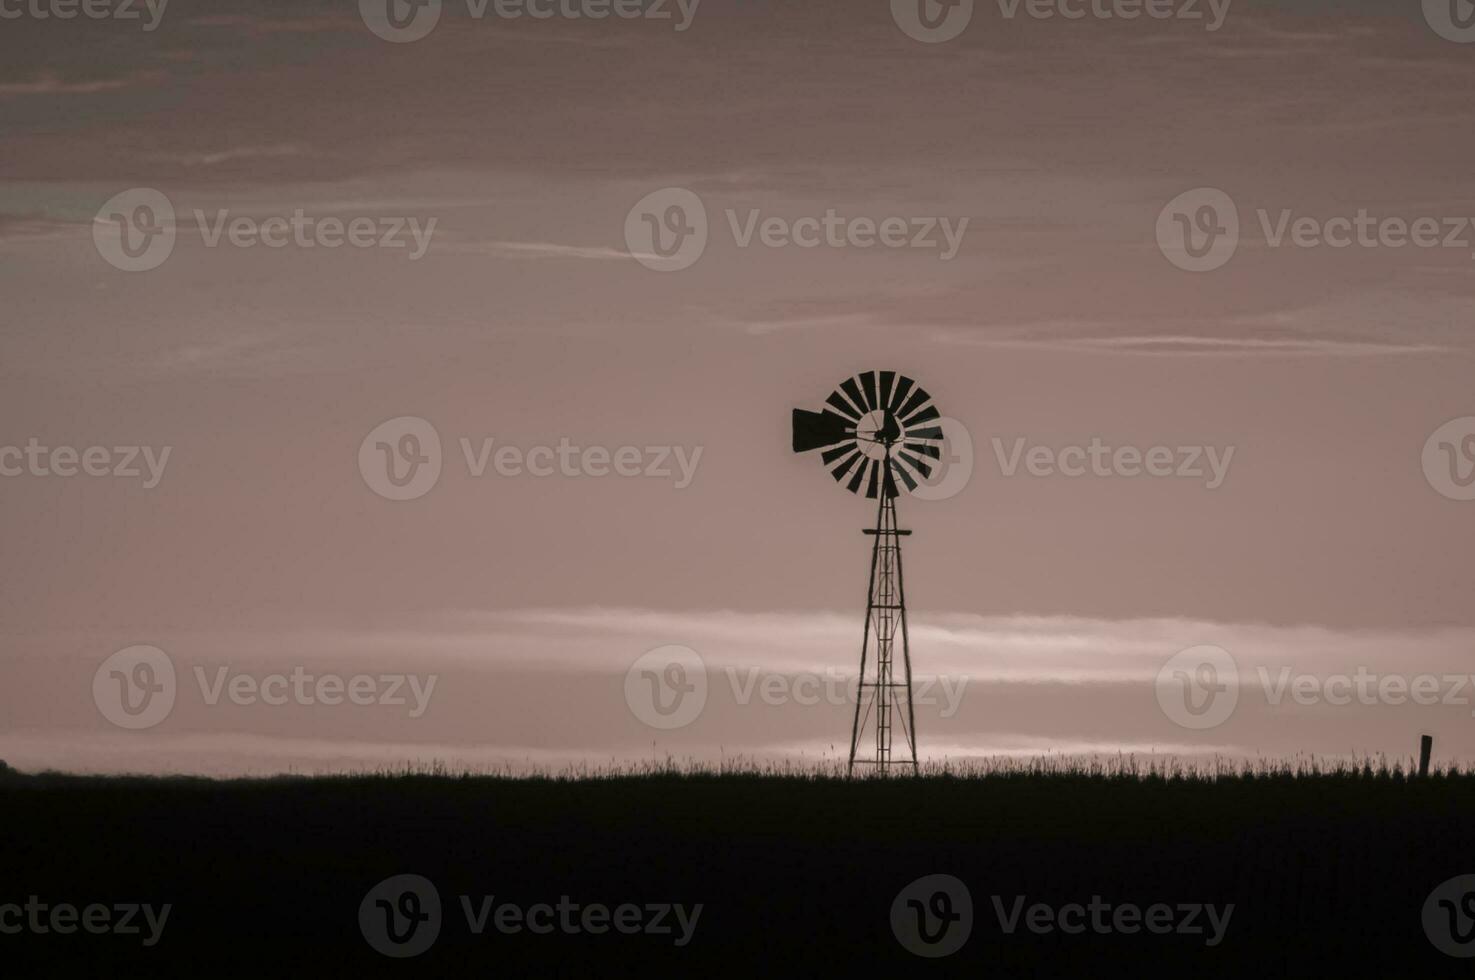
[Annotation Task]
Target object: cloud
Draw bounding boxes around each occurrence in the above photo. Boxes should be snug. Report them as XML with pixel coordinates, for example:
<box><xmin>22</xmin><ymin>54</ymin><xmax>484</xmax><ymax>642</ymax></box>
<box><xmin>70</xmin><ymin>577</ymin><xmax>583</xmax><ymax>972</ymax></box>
<box><xmin>932</xmin><ymin>332</ymin><xmax>1453</xmax><ymax>357</ymax></box>
<box><xmin>147</xmin><ymin>144</ymin><xmax>309</xmax><ymax>167</ymax></box>
<box><xmin>299</xmin><ymin>606</ymin><xmax>1475</xmax><ymax>683</ymax></box>
<box><xmin>435</xmin><ymin>240</ymin><xmax>643</xmax><ymax>261</ymax></box>
<box><xmin>0</xmin><ymin>71</ymin><xmax>158</xmax><ymax>97</ymax></box>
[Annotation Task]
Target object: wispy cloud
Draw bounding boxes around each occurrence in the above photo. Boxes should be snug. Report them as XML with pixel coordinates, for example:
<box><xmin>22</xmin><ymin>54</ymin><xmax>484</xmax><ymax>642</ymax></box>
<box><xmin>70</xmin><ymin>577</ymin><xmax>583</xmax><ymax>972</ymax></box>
<box><xmin>436</xmin><ymin>240</ymin><xmax>643</xmax><ymax>261</ymax></box>
<box><xmin>0</xmin><ymin>71</ymin><xmax>158</xmax><ymax>98</ymax></box>
<box><xmin>147</xmin><ymin>144</ymin><xmax>309</xmax><ymax>167</ymax></box>
<box><xmin>933</xmin><ymin>332</ymin><xmax>1453</xmax><ymax>357</ymax></box>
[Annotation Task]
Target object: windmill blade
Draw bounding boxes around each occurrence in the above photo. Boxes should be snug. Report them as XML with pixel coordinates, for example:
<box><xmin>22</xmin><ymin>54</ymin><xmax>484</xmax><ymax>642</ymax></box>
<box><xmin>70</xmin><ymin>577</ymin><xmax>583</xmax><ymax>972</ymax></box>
<box><xmin>864</xmin><ymin>459</ymin><xmax>881</xmax><ymax>499</ymax></box>
<box><xmin>896</xmin><ymin>385</ymin><xmax>931</xmax><ymax>421</ymax></box>
<box><xmin>829</xmin><ymin>449</ymin><xmax>863</xmax><ymax>483</ymax></box>
<box><xmin>893</xmin><ymin>461</ymin><xmax>919</xmax><ymax>492</ymax></box>
<box><xmin>903</xmin><ymin>441</ymin><xmax>941</xmax><ymax>460</ymax></box>
<box><xmin>792</xmin><ymin>408</ymin><xmax>855</xmax><ymax>453</ymax></box>
<box><xmin>839</xmin><ymin>377</ymin><xmax>868</xmax><ymax>417</ymax></box>
<box><xmin>907</xmin><ymin>425</ymin><xmax>944</xmax><ymax>441</ymax></box>
<box><xmin>888</xmin><ymin>375</ymin><xmax>915</xmax><ymax>414</ymax></box>
<box><xmin>860</xmin><ymin>371</ymin><xmax>879</xmax><ymax>413</ymax></box>
<box><xmin>821</xmin><ymin>443</ymin><xmax>858</xmax><ymax>466</ymax></box>
<box><xmin>825</xmin><ymin>391</ymin><xmax>861</xmax><ymax>421</ymax></box>
<box><xmin>845</xmin><ymin>458</ymin><xmax>869</xmax><ymax>494</ymax></box>
<box><xmin>879</xmin><ymin>371</ymin><xmax>896</xmax><ymax>409</ymax></box>
<box><xmin>898</xmin><ymin>451</ymin><xmax>933</xmax><ymax>479</ymax></box>
<box><xmin>901</xmin><ymin>404</ymin><xmax>940</xmax><ymax>427</ymax></box>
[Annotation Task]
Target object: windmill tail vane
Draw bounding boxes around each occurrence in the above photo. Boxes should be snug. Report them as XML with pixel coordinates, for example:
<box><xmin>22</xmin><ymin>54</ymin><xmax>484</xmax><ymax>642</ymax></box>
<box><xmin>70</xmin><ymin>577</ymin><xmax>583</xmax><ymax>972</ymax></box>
<box><xmin>791</xmin><ymin>370</ymin><xmax>945</xmax><ymax>775</ymax></box>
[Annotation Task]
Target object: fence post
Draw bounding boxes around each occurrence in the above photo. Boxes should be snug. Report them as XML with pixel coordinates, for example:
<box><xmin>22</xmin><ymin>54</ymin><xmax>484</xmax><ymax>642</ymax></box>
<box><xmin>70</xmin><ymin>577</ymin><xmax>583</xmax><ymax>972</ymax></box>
<box><xmin>1418</xmin><ymin>734</ymin><xmax>1433</xmax><ymax>778</ymax></box>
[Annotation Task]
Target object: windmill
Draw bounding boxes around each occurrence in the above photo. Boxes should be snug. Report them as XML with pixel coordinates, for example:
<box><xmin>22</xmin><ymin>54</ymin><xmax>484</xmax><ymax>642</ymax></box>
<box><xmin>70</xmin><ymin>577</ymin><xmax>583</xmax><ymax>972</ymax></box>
<box><xmin>791</xmin><ymin>371</ymin><xmax>944</xmax><ymax>775</ymax></box>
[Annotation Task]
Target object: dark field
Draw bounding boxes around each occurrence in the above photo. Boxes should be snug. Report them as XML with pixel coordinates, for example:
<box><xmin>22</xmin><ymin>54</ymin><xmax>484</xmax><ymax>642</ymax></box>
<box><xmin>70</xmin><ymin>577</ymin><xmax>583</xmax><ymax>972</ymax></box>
<box><xmin>3</xmin><ymin>762</ymin><xmax>1474</xmax><ymax>976</ymax></box>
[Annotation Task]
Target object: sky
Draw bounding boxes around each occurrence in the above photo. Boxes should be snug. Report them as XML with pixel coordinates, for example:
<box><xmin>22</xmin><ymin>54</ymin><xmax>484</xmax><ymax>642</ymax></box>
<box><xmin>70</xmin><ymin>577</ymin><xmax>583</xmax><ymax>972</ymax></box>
<box><xmin>2</xmin><ymin>0</ymin><xmax>1474</xmax><ymax>774</ymax></box>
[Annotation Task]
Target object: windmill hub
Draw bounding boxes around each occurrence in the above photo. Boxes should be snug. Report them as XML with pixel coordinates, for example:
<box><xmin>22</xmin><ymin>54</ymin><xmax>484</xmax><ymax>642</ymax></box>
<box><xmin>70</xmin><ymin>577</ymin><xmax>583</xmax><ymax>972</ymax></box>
<box><xmin>855</xmin><ymin>410</ymin><xmax>902</xmax><ymax>457</ymax></box>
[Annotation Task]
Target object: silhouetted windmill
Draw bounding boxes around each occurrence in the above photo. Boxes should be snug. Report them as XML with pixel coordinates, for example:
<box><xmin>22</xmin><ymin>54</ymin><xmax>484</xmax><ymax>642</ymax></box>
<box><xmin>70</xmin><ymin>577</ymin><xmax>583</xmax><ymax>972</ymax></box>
<box><xmin>792</xmin><ymin>371</ymin><xmax>944</xmax><ymax>774</ymax></box>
